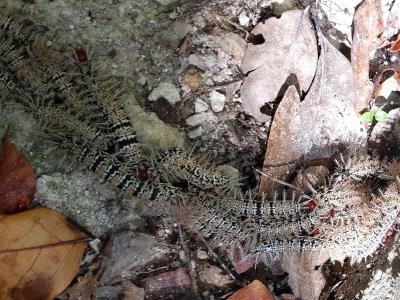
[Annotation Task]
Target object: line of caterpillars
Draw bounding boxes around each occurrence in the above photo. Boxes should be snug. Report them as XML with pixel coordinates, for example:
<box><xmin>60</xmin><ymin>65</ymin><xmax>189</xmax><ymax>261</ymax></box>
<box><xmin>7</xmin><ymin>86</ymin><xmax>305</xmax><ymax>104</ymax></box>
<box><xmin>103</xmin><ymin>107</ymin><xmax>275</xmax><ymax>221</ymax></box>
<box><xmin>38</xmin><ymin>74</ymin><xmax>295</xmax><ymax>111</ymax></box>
<box><xmin>1</xmin><ymin>9</ymin><xmax>400</xmax><ymax>263</ymax></box>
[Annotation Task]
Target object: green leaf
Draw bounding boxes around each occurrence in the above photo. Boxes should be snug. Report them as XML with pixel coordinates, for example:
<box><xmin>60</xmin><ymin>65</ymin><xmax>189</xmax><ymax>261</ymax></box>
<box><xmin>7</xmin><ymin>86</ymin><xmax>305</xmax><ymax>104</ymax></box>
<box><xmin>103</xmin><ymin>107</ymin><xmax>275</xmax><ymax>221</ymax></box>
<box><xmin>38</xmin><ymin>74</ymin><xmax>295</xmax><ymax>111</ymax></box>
<box><xmin>361</xmin><ymin>111</ymin><xmax>375</xmax><ymax>122</ymax></box>
<box><xmin>374</xmin><ymin>110</ymin><xmax>388</xmax><ymax>122</ymax></box>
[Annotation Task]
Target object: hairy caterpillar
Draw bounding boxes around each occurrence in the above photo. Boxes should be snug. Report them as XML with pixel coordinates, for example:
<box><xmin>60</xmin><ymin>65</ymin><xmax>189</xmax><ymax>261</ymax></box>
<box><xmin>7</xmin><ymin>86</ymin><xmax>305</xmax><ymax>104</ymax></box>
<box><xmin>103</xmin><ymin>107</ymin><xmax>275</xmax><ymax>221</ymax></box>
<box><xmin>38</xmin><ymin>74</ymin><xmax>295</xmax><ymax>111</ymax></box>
<box><xmin>2</xmin><ymin>7</ymin><xmax>400</xmax><ymax>270</ymax></box>
<box><xmin>0</xmin><ymin>9</ymin><xmax>242</xmax><ymax>194</ymax></box>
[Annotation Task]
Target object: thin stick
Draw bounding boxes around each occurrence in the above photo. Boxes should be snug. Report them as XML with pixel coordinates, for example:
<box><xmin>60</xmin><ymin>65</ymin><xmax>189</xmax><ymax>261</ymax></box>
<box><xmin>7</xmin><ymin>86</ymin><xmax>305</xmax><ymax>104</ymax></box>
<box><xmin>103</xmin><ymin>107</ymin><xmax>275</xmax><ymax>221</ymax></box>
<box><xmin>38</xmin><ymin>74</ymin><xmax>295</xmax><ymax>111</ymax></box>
<box><xmin>0</xmin><ymin>237</ymin><xmax>91</xmax><ymax>254</ymax></box>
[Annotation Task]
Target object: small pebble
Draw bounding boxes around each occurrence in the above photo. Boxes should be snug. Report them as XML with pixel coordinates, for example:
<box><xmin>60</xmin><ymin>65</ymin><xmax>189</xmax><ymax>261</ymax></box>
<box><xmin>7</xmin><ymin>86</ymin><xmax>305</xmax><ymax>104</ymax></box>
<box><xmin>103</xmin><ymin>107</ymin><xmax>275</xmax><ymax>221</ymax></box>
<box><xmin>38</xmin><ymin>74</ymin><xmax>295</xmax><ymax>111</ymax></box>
<box><xmin>209</xmin><ymin>90</ymin><xmax>226</xmax><ymax>112</ymax></box>
<box><xmin>148</xmin><ymin>82</ymin><xmax>181</xmax><ymax>105</ymax></box>
<box><xmin>186</xmin><ymin>112</ymin><xmax>217</xmax><ymax>126</ymax></box>
<box><xmin>188</xmin><ymin>126</ymin><xmax>203</xmax><ymax>139</ymax></box>
<box><xmin>195</xmin><ymin>98</ymin><xmax>209</xmax><ymax>113</ymax></box>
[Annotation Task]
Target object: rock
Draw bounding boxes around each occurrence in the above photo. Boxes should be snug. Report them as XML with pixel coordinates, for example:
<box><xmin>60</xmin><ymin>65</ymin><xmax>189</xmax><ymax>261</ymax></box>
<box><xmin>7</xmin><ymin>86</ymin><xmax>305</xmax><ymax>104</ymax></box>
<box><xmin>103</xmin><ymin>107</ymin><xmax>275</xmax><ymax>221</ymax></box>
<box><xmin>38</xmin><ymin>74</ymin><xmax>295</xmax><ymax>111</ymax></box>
<box><xmin>35</xmin><ymin>172</ymin><xmax>136</xmax><ymax>237</ymax></box>
<box><xmin>188</xmin><ymin>53</ymin><xmax>218</xmax><ymax>70</ymax></box>
<box><xmin>95</xmin><ymin>286</ymin><xmax>122</xmax><ymax>300</ymax></box>
<box><xmin>272</xmin><ymin>0</ymin><xmax>296</xmax><ymax>16</ymax></box>
<box><xmin>121</xmin><ymin>281</ymin><xmax>144</xmax><ymax>300</ymax></box>
<box><xmin>195</xmin><ymin>98</ymin><xmax>209</xmax><ymax>113</ymax></box>
<box><xmin>148</xmin><ymin>82</ymin><xmax>181</xmax><ymax>105</ymax></box>
<box><xmin>198</xmin><ymin>264</ymin><xmax>233</xmax><ymax>288</ymax></box>
<box><xmin>219</xmin><ymin>32</ymin><xmax>247</xmax><ymax>61</ymax></box>
<box><xmin>144</xmin><ymin>268</ymin><xmax>192</xmax><ymax>299</ymax></box>
<box><xmin>182</xmin><ymin>72</ymin><xmax>203</xmax><ymax>91</ymax></box>
<box><xmin>186</xmin><ymin>112</ymin><xmax>217</xmax><ymax>127</ymax></box>
<box><xmin>209</xmin><ymin>90</ymin><xmax>226</xmax><ymax>112</ymax></box>
<box><xmin>197</xmin><ymin>249</ymin><xmax>208</xmax><ymax>260</ymax></box>
<box><xmin>100</xmin><ymin>232</ymin><xmax>172</xmax><ymax>284</ymax></box>
<box><xmin>238</xmin><ymin>13</ymin><xmax>251</xmax><ymax>26</ymax></box>
<box><xmin>188</xmin><ymin>126</ymin><xmax>203</xmax><ymax>139</ymax></box>
<box><xmin>159</xmin><ymin>22</ymin><xmax>193</xmax><ymax>49</ymax></box>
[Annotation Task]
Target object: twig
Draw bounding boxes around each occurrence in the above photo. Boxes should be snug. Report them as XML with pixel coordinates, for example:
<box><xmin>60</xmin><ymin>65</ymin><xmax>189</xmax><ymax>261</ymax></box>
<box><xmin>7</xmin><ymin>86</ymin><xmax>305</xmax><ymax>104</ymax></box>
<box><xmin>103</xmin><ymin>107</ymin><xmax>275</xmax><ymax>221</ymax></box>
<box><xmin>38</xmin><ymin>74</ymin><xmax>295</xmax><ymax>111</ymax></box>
<box><xmin>0</xmin><ymin>237</ymin><xmax>91</xmax><ymax>253</ymax></box>
<box><xmin>177</xmin><ymin>222</ymin><xmax>201</xmax><ymax>300</ymax></box>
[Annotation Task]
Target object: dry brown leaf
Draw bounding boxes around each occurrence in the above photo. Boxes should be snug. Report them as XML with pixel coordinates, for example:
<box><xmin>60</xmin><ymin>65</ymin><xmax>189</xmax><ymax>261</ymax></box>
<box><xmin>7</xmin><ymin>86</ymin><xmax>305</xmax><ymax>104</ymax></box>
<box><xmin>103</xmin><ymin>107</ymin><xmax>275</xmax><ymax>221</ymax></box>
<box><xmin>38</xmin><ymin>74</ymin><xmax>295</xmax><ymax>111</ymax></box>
<box><xmin>383</xmin><ymin>0</ymin><xmax>400</xmax><ymax>40</ymax></box>
<box><xmin>373</xmin><ymin>73</ymin><xmax>400</xmax><ymax>98</ymax></box>
<box><xmin>281</xmin><ymin>252</ymin><xmax>329</xmax><ymax>300</ymax></box>
<box><xmin>351</xmin><ymin>0</ymin><xmax>383</xmax><ymax>113</ymax></box>
<box><xmin>240</xmin><ymin>9</ymin><xmax>318</xmax><ymax>122</ymax></box>
<box><xmin>389</xmin><ymin>35</ymin><xmax>400</xmax><ymax>52</ymax></box>
<box><xmin>0</xmin><ymin>207</ymin><xmax>88</xmax><ymax>300</ymax></box>
<box><xmin>228</xmin><ymin>280</ymin><xmax>274</xmax><ymax>300</ymax></box>
<box><xmin>259</xmin><ymin>38</ymin><xmax>364</xmax><ymax>192</ymax></box>
<box><xmin>0</xmin><ymin>137</ymin><xmax>35</xmax><ymax>214</ymax></box>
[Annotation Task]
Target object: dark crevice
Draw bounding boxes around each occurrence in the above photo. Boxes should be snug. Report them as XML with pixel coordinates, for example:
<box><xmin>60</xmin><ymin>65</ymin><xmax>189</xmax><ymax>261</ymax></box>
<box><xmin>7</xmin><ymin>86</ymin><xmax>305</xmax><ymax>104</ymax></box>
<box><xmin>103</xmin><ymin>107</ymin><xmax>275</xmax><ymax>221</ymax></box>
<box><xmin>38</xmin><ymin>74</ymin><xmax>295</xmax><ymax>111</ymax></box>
<box><xmin>248</xmin><ymin>33</ymin><xmax>265</xmax><ymax>45</ymax></box>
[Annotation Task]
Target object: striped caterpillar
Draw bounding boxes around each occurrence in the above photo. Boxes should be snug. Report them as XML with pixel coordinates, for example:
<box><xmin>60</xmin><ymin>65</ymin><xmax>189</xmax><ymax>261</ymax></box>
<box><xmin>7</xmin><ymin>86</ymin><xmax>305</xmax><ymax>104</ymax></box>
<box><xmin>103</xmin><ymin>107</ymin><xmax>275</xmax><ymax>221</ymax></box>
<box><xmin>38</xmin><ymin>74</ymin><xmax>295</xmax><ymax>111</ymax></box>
<box><xmin>2</xmin><ymin>7</ymin><xmax>400</xmax><ymax>268</ymax></box>
<box><xmin>0</xmin><ymin>9</ymin><xmax>241</xmax><ymax>199</ymax></box>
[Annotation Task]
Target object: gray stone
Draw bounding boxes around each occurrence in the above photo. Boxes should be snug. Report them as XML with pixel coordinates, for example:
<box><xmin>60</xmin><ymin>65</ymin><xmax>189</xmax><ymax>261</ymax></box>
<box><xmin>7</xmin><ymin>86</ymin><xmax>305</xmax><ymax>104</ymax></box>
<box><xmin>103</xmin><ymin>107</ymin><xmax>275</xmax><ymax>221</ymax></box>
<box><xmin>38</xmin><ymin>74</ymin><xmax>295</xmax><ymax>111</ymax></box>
<box><xmin>186</xmin><ymin>112</ymin><xmax>217</xmax><ymax>127</ymax></box>
<box><xmin>159</xmin><ymin>22</ymin><xmax>193</xmax><ymax>48</ymax></box>
<box><xmin>209</xmin><ymin>90</ymin><xmax>226</xmax><ymax>112</ymax></box>
<box><xmin>188</xmin><ymin>54</ymin><xmax>218</xmax><ymax>70</ymax></box>
<box><xmin>148</xmin><ymin>82</ymin><xmax>181</xmax><ymax>105</ymax></box>
<box><xmin>188</xmin><ymin>126</ymin><xmax>203</xmax><ymax>139</ymax></box>
<box><xmin>100</xmin><ymin>232</ymin><xmax>172</xmax><ymax>284</ymax></box>
<box><xmin>95</xmin><ymin>286</ymin><xmax>122</xmax><ymax>300</ymax></box>
<box><xmin>238</xmin><ymin>13</ymin><xmax>251</xmax><ymax>26</ymax></box>
<box><xmin>194</xmin><ymin>98</ymin><xmax>209</xmax><ymax>113</ymax></box>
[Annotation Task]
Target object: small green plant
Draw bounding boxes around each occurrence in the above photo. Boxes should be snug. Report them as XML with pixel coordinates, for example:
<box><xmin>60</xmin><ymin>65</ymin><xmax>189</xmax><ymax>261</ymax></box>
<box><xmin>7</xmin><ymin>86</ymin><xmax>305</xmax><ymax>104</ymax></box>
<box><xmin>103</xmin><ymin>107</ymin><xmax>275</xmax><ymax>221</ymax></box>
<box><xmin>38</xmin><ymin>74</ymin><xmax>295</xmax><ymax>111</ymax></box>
<box><xmin>361</xmin><ymin>110</ymin><xmax>388</xmax><ymax>122</ymax></box>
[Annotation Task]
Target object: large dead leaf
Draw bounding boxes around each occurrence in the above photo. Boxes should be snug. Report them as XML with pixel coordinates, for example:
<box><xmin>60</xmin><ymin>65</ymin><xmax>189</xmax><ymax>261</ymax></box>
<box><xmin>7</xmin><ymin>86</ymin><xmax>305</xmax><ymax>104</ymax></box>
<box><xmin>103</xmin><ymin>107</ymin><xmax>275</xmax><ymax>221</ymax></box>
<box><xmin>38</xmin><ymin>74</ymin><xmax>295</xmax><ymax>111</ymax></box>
<box><xmin>240</xmin><ymin>9</ymin><xmax>318</xmax><ymax>122</ymax></box>
<box><xmin>228</xmin><ymin>280</ymin><xmax>274</xmax><ymax>300</ymax></box>
<box><xmin>351</xmin><ymin>0</ymin><xmax>383</xmax><ymax>114</ymax></box>
<box><xmin>259</xmin><ymin>37</ymin><xmax>365</xmax><ymax>192</ymax></box>
<box><xmin>0</xmin><ymin>207</ymin><xmax>88</xmax><ymax>300</ymax></box>
<box><xmin>0</xmin><ymin>137</ymin><xmax>35</xmax><ymax>214</ymax></box>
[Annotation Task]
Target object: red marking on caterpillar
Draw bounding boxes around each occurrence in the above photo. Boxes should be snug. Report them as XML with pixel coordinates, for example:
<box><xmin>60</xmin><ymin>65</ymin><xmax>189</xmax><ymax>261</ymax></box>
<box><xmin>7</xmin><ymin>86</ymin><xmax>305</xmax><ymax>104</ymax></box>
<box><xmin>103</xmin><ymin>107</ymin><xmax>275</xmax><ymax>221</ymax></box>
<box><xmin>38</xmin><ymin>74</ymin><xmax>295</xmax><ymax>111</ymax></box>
<box><xmin>311</xmin><ymin>227</ymin><xmax>320</xmax><ymax>236</ymax></box>
<box><xmin>75</xmin><ymin>48</ymin><xmax>88</xmax><ymax>63</ymax></box>
<box><xmin>381</xmin><ymin>227</ymin><xmax>397</xmax><ymax>246</ymax></box>
<box><xmin>325</xmin><ymin>209</ymin><xmax>336</xmax><ymax>218</ymax></box>
<box><xmin>307</xmin><ymin>199</ymin><xmax>317</xmax><ymax>212</ymax></box>
<box><xmin>138</xmin><ymin>168</ymin><xmax>149</xmax><ymax>181</ymax></box>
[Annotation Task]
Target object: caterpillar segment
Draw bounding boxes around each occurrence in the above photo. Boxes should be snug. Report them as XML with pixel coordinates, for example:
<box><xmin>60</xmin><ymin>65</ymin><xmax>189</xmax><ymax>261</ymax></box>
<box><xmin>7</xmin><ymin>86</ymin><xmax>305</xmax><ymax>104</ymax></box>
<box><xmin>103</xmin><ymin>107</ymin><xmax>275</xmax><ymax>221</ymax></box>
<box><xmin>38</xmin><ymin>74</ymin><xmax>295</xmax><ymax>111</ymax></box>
<box><xmin>156</xmin><ymin>147</ymin><xmax>242</xmax><ymax>194</ymax></box>
<box><xmin>335</xmin><ymin>154</ymin><xmax>392</xmax><ymax>182</ymax></box>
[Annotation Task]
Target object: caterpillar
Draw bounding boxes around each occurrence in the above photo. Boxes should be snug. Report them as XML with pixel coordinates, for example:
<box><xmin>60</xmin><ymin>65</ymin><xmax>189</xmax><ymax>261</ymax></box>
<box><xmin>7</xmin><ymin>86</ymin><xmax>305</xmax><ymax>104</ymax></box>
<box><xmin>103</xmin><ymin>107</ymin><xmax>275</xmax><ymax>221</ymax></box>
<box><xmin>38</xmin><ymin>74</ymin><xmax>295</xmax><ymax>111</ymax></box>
<box><xmin>2</xmin><ymin>7</ymin><xmax>400</xmax><ymax>272</ymax></box>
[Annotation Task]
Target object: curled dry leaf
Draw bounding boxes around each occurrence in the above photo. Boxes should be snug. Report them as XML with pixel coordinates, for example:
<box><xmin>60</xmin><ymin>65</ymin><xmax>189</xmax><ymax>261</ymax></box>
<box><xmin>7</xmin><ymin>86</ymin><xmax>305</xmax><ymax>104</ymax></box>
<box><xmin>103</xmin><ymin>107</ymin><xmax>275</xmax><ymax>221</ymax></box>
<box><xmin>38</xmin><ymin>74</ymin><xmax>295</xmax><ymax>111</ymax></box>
<box><xmin>0</xmin><ymin>137</ymin><xmax>35</xmax><ymax>214</ymax></box>
<box><xmin>240</xmin><ymin>9</ymin><xmax>318</xmax><ymax>123</ymax></box>
<box><xmin>259</xmin><ymin>38</ymin><xmax>364</xmax><ymax>192</ymax></box>
<box><xmin>0</xmin><ymin>207</ymin><xmax>88</xmax><ymax>300</ymax></box>
<box><xmin>227</xmin><ymin>280</ymin><xmax>274</xmax><ymax>300</ymax></box>
<box><xmin>351</xmin><ymin>0</ymin><xmax>383</xmax><ymax>114</ymax></box>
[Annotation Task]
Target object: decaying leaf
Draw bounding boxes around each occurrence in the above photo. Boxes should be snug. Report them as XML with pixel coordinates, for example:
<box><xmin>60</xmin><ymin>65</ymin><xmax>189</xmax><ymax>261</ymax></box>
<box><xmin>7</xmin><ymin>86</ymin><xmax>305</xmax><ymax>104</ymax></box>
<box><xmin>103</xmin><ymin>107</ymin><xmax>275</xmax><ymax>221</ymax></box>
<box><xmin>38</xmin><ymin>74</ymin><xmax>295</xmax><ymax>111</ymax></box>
<box><xmin>259</xmin><ymin>37</ymin><xmax>364</xmax><ymax>192</ymax></box>
<box><xmin>373</xmin><ymin>73</ymin><xmax>400</xmax><ymax>98</ymax></box>
<box><xmin>282</xmin><ymin>252</ymin><xmax>329</xmax><ymax>300</ymax></box>
<box><xmin>240</xmin><ymin>9</ymin><xmax>318</xmax><ymax>122</ymax></box>
<box><xmin>383</xmin><ymin>0</ymin><xmax>400</xmax><ymax>40</ymax></box>
<box><xmin>227</xmin><ymin>280</ymin><xmax>274</xmax><ymax>300</ymax></box>
<box><xmin>351</xmin><ymin>0</ymin><xmax>384</xmax><ymax>114</ymax></box>
<box><xmin>0</xmin><ymin>136</ymin><xmax>35</xmax><ymax>214</ymax></box>
<box><xmin>0</xmin><ymin>207</ymin><xmax>88</xmax><ymax>300</ymax></box>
